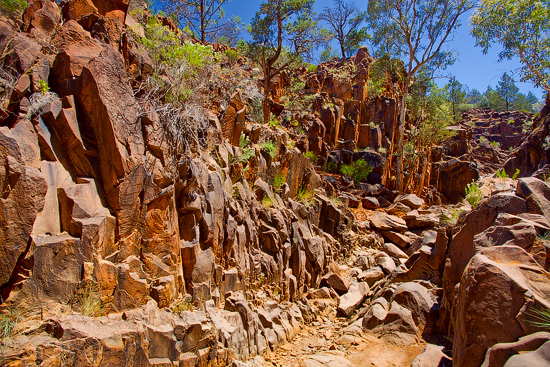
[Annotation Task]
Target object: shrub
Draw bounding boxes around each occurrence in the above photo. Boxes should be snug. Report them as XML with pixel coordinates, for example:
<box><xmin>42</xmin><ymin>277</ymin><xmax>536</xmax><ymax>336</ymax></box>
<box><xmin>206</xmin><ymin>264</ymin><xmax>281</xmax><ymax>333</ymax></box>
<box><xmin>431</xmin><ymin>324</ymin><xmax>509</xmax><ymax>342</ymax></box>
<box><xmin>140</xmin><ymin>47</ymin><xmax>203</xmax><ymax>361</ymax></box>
<box><xmin>490</xmin><ymin>141</ymin><xmax>500</xmax><ymax>149</ymax></box>
<box><xmin>239</xmin><ymin>133</ymin><xmax>250</xmax><ymax>148</ymax></box>
<box><xmin>269</xmin><ymin>115</ymin><xmax>281</xmax><ymax>128</ymax></box>
<box><xmin>37</xmin><ymin>79</ymin><xmax>49</xmax><ymax>94</ymax></box>
<box><xmin>259</xmin><ymin>141</ymin><xmax>277</xmax><ymax>158</ymax></box>
<box><xmin>273</xmin><ymin>172</ymin><xmax>286</xmax><ymax>192</ymax></box>
<box><xmin>512</xmin><ymin>168</ymin><xmax>520</xmax><ymax>180</ymax></box>
<box><xmin>297</xmin><ymin>188</ymin><xmax>315</xmax><ymax>206</ymax></box>
<box><xmin>479</xmin><ymin>136</ymin><xmax>490</xmax><ymax>147</ymax></box>
<box><xmin>261</xmin><ymin>195</ymin><xmax>273</xmax><ymax>208</ymax></box>
<box><xmin>0</xmin><ymin>0</ymin><xmax>26</xmax><ymax>19</ymax></box>
<box><xmin>225</xmin><ymin>49</ymin><xmax>239</xmax><ymax>65</ymax></box>
<box><xmin>0</xmin><ymin>306</ymin><xmax>21</xmax><ymax>347</ymax></box>
<box><xmin>303</xmin><ymin>151</ymin><xmax>318</xmax><ymax>165</ymax></box>
<box><xmin>440</xmin><ymin>208</ymin><xmax>463</xmax><ymax>227</ymax></box>
<box><xmin>465</xmin><ymin>180</ymin><xmax>483</xmax><ymax>208</ymax></box>
<box><xmin>324</xmin><ymin>160</ymin><xmax>337</xmax><ymax>173</ymax></box>
<box><xmin>233</xmin><ymin>147</ymin><xmax>254</xmax><ymax>164</ymax></box>
<box><xmin>80</xmin><ymin>283</ymin><xmax>104</xmax><ymax>317</ymax></box>
<box><xmin>495</xmin><ymin>168</ymin><xmax>508</xmax><ymax>179</ymax></box>
<box><xmin>171</xmin><ymin>297</ymin><xmax>192</xmax><ymax>313</ymax></box>
<box><xmin>340</xmin><ymin>159</ymin><xmax>373</xmax><ymax>183</ymax></box>
<box><xmin>307</xmin><ymin>64</ymin><xmax>318</xmax><ymax>73</ymax></box>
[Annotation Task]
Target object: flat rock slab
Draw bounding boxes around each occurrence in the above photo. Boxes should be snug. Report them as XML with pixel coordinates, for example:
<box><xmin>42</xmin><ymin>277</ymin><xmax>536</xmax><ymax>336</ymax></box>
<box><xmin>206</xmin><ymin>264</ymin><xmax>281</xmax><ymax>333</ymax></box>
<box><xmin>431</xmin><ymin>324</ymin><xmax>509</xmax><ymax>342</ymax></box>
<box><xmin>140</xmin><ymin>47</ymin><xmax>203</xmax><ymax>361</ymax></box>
<box><xmin>304</xmin><ymin>351</ymin><xmax>352</xmax><ymax>367</ymax></box>
<box><xmin>370</xmin><ymin>212</ymin><xmax>408</xmax><ymax>233</ymax></box>
<box><xmin>395</xmin><ymin>194</ymin><xmax>424</xmax><ymax>209</ymax></box>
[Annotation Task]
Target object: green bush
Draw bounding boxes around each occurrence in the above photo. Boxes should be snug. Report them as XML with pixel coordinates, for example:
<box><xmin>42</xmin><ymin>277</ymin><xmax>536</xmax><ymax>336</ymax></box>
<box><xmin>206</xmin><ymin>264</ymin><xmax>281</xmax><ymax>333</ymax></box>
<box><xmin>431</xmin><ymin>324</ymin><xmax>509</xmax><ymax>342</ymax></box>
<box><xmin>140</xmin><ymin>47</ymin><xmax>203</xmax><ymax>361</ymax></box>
<box><xmin>225</xmin><ymin>49</ymin><xmax>239</xmax><ymax>65</ymax></box>
<box><xmin>340</xmin><ymin>159</ymin><xmax>373</xmax><ymax>183</ymax></box>
<box><xmin>304</xmin><ymin>151</ymin><xmax>318</xmax><ymax>165</ymax></box>
<box><xmin>512</xmin><ymin>168</ymin><xmax>520</xmax><ymax>180</ymax></box>
<box><xmin>259</xmin><ymin>141</ymin><xmax>277</xmax><ymax>158</ymax></box>
<box><xmin>297</xmin><ymin>188</ymin><xmax>315</xmax><ymax>206</ymax></box>
<box><xmin>273</xmin><ymin>172</ymin><xmax>286</xmax><ymax>192</ymax></box>
<box><xmin>0</xmin><ymin>0</ymin><xmax>27</xmax><ymax>19</ymax></box>
<box><xmin>465</xmin><ymin>180</ymin><xmax>483</xmax><ymax>208</ymax></box>
<box><xmin>495</xmin><ymin>168</ymin><xmax>508</xmax><ymax>179</ymax></box>
<box><xmin>490</xmin><ymin>141</ymin><xmax>500</xmax><ymax>149</ymax></box>
<box><xmin>261</xmin><ymin>196</ymin><xmax>273</xmax><ymax>208</ymax></box>
<box><xmin>307</xmin><ymin>64</ymin><xmax>318</xmax><ymax>73</ymax></box>
<box><xmin>324</xmin><ymin>160</ymin><xmax>337</xmax><ymax>173</ymax></box>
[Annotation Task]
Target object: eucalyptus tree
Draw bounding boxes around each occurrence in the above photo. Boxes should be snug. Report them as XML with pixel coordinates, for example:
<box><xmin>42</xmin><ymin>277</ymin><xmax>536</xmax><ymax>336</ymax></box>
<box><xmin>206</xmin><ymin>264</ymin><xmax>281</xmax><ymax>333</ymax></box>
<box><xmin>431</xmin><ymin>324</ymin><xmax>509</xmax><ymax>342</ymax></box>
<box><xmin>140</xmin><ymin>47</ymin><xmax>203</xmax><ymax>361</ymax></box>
<box><xmin>317</xmin><ymin>0</ymin><xmax>369</xmax><ymax>58</ymax></box>
<box><xmin>496</xmin><ymin>73</ymin><xmax>519</xmax><ymax>111</ymax></box>
<box><xmin>445</xmin><ymin>76</ymin><xmax>467</xmax><ymax>122</ymax></box>
<box><xmin>471</xmin><ymin>0</ymin><xmax>550</xmax><ymax>92</ymax></box>
<box><xmin>159</xmin><ymin>0</ymin><xmax>237</xmax><ymax>43</ymax></box>
<box><xmin>249</xmin><ymin>0</ymin><xmax>330</xmax><ymax>123</ymax></box>
<box><xmin>367</xmin><ymin>0</ymin><xmax>473</xmax><ymax>191</ymax></box>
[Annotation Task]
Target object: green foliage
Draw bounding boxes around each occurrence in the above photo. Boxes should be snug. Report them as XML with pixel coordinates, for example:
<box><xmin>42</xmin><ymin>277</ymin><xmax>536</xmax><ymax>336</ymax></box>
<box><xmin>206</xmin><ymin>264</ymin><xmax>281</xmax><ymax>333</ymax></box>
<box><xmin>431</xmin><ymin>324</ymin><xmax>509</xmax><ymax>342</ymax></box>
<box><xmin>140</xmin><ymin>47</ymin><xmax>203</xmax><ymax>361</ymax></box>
<box><xmin>525</xmin><ymin>306</ymin><xmax>550</xmax><ymax>330</ymax></box>
<box><xmin>470</xmin><ymin>0</ymin><xmax>550</xmax><ymax>91</ymax></box>
<box><xmin>0</xmin><ymin>0</ymin><xmax>27</xmax><ymax>19</ymax></box>
<box><xmin>234</xmin><ymin>147</ymin><xmax>254</xmax><ymax>164</ymax></box>
<box><xmin>171</xmin><ymin>297</ymin><xmax>192</xmax><ymax>313</ymax></box>
<box><xmin>239</xmin><ymin>133</ymin><xmax>250</xmax><ymax>148</ymax></box>
<box><xmin>80</xmin><ymin>283</ymin><xmax>104</xmax><ymax>317</ymax></box>
<box><xmin>445</xmin><ymin>76</ymin><xmax>466</xmax><ymax>122</ymax></box>
<box><xmin>259</xmin><ymin>141</ymin><xmax>277</xmax><ymax>158</ymax></box>
<box><xmin>303</xmin><ymin>151</ymin><xmax>318</xmax><ymax>165</ymax></box>
<box><xmin>297</xmin><ymin>188</ymin><xmax>315</xmax><ymax>206</ymax></box>
<box><xmin>496</xmin><ymin>73</ymin><xmax>520</xmax><ymax>111</ymax></box>
<box><xmin>0</xmin><ymin>306</ymin><xmax>21</xmax><ymax>347</ymax></box>
<box><xmin>512</xmin><ymin>168</ymin><xmax>520</xmax><ymax>180</ymax></box>
<box><xmin>317</xmin><ymin>0</ymin><xmax>369</xmax><ymax>58</ymax></box>
<box><xmin>340</xmin><ymin>159</ymin><xmax>373</xmax><ymax>183</ymax></box>
<box><xmin>307</xmin><ymin>64</ymin><xmax>318</xmax><ymax>73</ymax></box>
<box><xmin>479</xmin><ymin>136</ymin><xmax>490</xmax><ymax>147</ymax></box>
<box><xmin>465</xmin><ymin>180</ymin><xmax>483</xmax><ymax>208</ymax></box>
<box><xmin>440</xmin><ymin>208</ymin><xmax>463</xmax><ymax>227</ymax></box>
<box><xmin>249</xmin><ymin>0</ymin><xmax>331</xmax><ymax>122</ymax></box>
<box><xmin>273</xmin><ymin>172</ymin><xmax>287</xmax><ymax>192</ymax></box>
<box><xmin>261</xmin><ymin>195</ymin><xmax>274</xmax><ymax>208</ymax></box>
<box><xmin>225</xmin><ymin>49</ymin><xmax>239</xmax><ymax>65</ymax></box>
<box><xmin>495</xmin><ymin>168</ymin><xmax>508</xmax><ymax>179</ymax></box>
<box><xmin>37</xmin><ymin>79</ymin><xmax>49</xmax><ymax>95</ymax></box>
<box><xmin>319</xmin><ymin>47</ymin><xmax>340</xmax><ymax>63</ymax></box>
<box><xmin>140</xmin><ymin>16</ymin><xmax>218</xmax><ymax>103</ymax></box>
<box><xmin>324</xmin><ymin>160</ymin><xmax>338</xmax><ymax>173</ymax></box>
<box><xmin>490</xmin><ymin>141</ymin><xmax>500</xmax><ymax>149</ymax></box>
<box><xmin>269</xmin><ymin>115</ymin><xmax>281</xmax><ymax>128</ymax></box>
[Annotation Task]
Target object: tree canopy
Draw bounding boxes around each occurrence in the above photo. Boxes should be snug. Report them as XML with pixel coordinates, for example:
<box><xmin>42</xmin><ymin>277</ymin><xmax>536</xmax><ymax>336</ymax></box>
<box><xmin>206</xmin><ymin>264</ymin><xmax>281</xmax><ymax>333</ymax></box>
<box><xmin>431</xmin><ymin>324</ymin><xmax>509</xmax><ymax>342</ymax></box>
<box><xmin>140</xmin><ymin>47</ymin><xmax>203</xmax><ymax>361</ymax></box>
<box><xmin>367</xmin><ymin>0</ymin><xmax>473</xmax><ymax>191</ymax></box>
<box><xmin>317</xmin><ymin>0</ymin><xmax>369</xmax><ymax>58</ymax></box>
<box><xmin>248</xmin><ymin>0</ymin><xmax>330</xmax><ymax>123</ymax></box>
<box><xmin>470</xmin><ymin>0</ymin><xmax>550</xmax><ymax>92</ymax></box>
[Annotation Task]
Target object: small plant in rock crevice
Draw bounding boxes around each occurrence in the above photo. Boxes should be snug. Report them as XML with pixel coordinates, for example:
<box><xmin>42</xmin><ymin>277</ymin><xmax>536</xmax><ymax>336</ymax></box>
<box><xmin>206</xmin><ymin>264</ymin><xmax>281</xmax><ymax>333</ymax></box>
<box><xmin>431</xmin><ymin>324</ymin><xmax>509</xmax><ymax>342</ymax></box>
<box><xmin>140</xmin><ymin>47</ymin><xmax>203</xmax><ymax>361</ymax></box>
<box><xmin>259</xmin><ymin>141</ymin><xmax>277</xmax><ymax>158</ymax></box>
<box><xmin>512</xmin><ymin>168</ymin><xmax>520</xmax><ymax>180</ymax></box>
<box><xmin>261</xmin><ymin>195</ymin><xmax>274</xmax><ymax>208</ymax></box>
<box><xmin>340</xmin><ymin>159</ymin><xmax>373</xmax><ymax>183</ymax></box>
<box><xmin>79</xmin><ymin>283</ymin><xmax>104</xmax><ymax>317</ymax></box>
<box><xmin>303</xmin><ymin>151</ymin><xmax>318</xmax><ymax>165</ymax></box>
<box><xmin>495</xmin><ymin>168</ymin><xmax>508</xmax><ymax>180</ymax></box>
<box><xmin>465</xmin><ymin>180</ymin><xmax>483</xmax><ymax>208</ymax></box>
<box><xmin>297</xmin><ymin>188</ymin><xmax>315</xmax><ymax>206</ymax></box>
<box><xmin>0</xmin><ymin>306</ymin><xmax>21</xmax><ymax>348</ymax></box>
<box><xmin>273</xmin><ymin>172</ymin><xmax>287</xmax><ymax>192</ymax></box>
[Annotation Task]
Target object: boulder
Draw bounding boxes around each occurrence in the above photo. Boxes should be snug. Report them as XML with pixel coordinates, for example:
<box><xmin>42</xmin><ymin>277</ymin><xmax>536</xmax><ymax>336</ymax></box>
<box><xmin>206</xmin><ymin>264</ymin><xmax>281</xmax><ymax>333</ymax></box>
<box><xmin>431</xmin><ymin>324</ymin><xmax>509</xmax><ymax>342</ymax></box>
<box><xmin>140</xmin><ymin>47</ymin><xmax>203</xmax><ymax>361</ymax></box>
<box><xmin>412</xmin><ymin>344</ymin><xmax>452</xmax><ymax>367</ymax></box>
<box><xmin>516</xmin><ymin>177</ymin><xmax>550</xmax><ymax>220</ymax></box>
<box><xmin>337</xmin><ymin>282</ymin><xmax>369</xmax><ymax>317</ymax></box>
<box><xmin>482</xmin><ymin>332</ymin><xmax>550</xmax><ymax>367</ymax></box>
<box><xmin>394</xmin><ymin>194</ymin><xmax>424</xmax><ymax>209</ymax></box>
<box><xmin>503</xmin><ymin>341</ymin><xmax>550</xmax><ymax>367</ymax></box>
<box><xmin>372</xmin><ymin>301</ymin><xmax>419</xmax><ymax>345</ymax></box>
<box><xmin>361</xmin><ymin>196</ymin><xmax>379</xmax><ymax>209</ymax></box>
<box><xmin>321</xmin><ymin>272</ymin><xmax>349</xmax><ymax>295</ymax></box>
<box><xmin>0</xmin><ymin>124</ymin><xmax>47</xmax><ymax>287</ymax></box>
<box><xmin>437</xmin><ymin>159</ymin><xmax>479</xmax><ymax>203</ymax></box>
<box><xmin>304</xmin><ymin>351</ymin><xmax>352</xmax><ymax>367</ymax></box>
<box><xmin>453</xmin><ymin>246</ymin><xmax>550</xmax><ymax>367</ymax></box>
<box><xmin>370</xmin><ymin>212</ymin><xmax>407</xmax><ymax>233</ymax></box>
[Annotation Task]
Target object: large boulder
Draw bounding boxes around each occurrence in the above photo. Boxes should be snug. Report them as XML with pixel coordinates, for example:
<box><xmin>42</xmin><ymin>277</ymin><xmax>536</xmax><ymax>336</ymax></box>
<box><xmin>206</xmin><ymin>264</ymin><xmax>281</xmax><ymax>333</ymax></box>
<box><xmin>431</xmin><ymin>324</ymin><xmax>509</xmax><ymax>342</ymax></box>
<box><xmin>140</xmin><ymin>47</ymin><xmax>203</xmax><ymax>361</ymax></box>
<box><xmin>0</xmin><ymin>123</ymin><xmax>47</xmax><ymax>287</ymax></box>
<box><xmin>436</xmin><ymin>159</ymin><xmax>479</xmax><ymax>203</ymax></box>
<box><xmin>453</xmin><ymin>245</ymin><xmax>550</xmax><ymax>367</ymax></box>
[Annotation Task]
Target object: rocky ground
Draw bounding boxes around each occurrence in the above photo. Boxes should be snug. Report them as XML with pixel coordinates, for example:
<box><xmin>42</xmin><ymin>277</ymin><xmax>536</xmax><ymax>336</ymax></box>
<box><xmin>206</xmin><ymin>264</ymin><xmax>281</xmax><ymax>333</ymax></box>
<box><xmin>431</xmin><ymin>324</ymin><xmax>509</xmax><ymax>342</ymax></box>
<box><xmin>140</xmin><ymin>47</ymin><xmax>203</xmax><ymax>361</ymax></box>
<box><xmin>1</xmin><ymin>0</ymin><xmax>550</xmax><ymax>366</ymax></box>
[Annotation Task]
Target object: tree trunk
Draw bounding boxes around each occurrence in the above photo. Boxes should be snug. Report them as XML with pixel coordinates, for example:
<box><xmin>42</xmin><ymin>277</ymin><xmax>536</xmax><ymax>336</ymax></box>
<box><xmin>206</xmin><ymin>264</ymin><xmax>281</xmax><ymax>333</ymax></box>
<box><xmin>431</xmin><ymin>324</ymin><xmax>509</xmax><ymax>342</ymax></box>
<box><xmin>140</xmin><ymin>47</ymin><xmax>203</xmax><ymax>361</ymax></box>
<box><xmin>417</xmin><ymin>148</ymin><xmax>431</xmax><ymax>197</ymax></box>
<box><xmin>262</xmin><ymin>64</ymin><xmax>271</xmax><ymax>124</ymax></box>
<box><xmin>395</xmin><ymin>76</ymin><xmax>409</xmax><ymax>192</ymax></box>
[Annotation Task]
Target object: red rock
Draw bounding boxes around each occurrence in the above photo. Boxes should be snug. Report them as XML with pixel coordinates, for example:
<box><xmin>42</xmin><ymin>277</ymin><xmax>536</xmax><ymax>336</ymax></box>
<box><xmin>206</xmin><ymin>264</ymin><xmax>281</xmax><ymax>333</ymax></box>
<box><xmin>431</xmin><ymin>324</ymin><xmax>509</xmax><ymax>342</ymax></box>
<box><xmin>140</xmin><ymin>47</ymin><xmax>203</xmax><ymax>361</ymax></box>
<box><xmin>453</xmin><ymin>245</ymin><xmax>550</xmax><ymax>367</ymax></box>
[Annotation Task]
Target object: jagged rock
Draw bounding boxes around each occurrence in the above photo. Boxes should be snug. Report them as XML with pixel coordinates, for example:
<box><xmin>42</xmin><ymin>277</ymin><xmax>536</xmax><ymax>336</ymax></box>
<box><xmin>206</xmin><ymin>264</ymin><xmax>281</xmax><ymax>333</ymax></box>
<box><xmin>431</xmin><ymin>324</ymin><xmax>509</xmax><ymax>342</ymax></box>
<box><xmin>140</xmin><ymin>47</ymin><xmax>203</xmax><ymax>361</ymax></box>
<box><xmin>372</xmin><ymin>301</ymin><xmax>419</xmax><ymax>345</ymax></box>
<box><xmin>370</xmin><ymin>212</ymin><xmax>407</xmax><ymax>233</ymax></box>
<box><xmin>387</xmin><ymin>202</ymin><xmax>412</xmax><ymax>216</ymax></box>
<box><xmin>321</xmin><ymin>272</ymin><xmax>349</xmax><ymax>295</ymax></box>
<box><xmin>23</xmin><ymin>0</ymin><xmax>61</xmax><ymax>39</ymax></box>
<box><xmin>303</xmin><ymin>351</ymin><xmax>352</xmax><ymax>367</ymax></box>
<box><xmin>394</xmin><ymin>194</ymin><xmax>424</xmax><ymax>209</ymax></box>
<box><xmin>359</xmin><ymin>197</ymin><xmax>379</xmax><ymax>210</ymax></box>
<box><xmin>380</xmin><ymin>230</ymin><xmax>413</xmax><ymax>248</ymax></box>
<box><xmin>404</xmin><ymin>210</ymin><xmax>440</xmax><ymax>229</ymax></box>
<box><xmin>362</xmin><ymin>299</ymin><xmax>388</xmax><ymax>329</ymax></box>
<box><xmin>0</xmin><ymin>123</ymin><xmax>47</xmax><ymax>287</ymax></box>
<box><xmin>503</xmin><ymin>341</ymin><xmax>550</xmax><ymax>367</ymax></box>
<box><xmin>392</xmin><ymin>282</ymin><xmax>437</xmax><ymax>333</ymax></box>
<box><xmin>482</xmin><ymin>332</ymin><xmax>550</xmax><ymax>367</ymax></box>
<box><xmin>516</xmin><ymin>177</ymin><xmax>550</xmax><ymax>220</ymax></box>
<box><xmin>436</xmin><ymin>159</ymin><xmax>479</xmax><ymax>203</ymax></box>
<box><xmin>383</xmin><ymin>243</ymin><xmax>408</xmax><ymax>259</ymax></box>
<box><xmin>375</xmin><ymin>253</ymin><xmax>396</xmax><ymax>274</ymax></box>
<box><xmin>412</xmin><ymin>344</ymin><xmax>452</xmax><ymax>367</ymax></box>
<box><xmin>357</xmin><ymin>267</ymin><xmax>384</xmax><ymax>286</ymax></box>
<box><xmin>453</xmin><ymin>245</ymin><xmax>550</xmax><ymax>367</ymax></box>
<box><xmin>337</xmin><ymin>282</ymin><xmax>369</xmax><ymax>317</ymax></box>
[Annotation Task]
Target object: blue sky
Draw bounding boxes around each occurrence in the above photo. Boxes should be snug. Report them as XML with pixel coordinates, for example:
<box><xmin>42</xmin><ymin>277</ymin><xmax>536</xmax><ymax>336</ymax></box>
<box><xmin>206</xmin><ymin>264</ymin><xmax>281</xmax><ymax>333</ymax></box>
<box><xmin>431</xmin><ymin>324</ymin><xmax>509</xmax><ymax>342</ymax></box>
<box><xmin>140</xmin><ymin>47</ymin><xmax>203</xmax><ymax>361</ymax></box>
<box><xmin>223</xmin><ymin>0</ymin><xmax>545</xmax><ymax>100</ymax></box>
